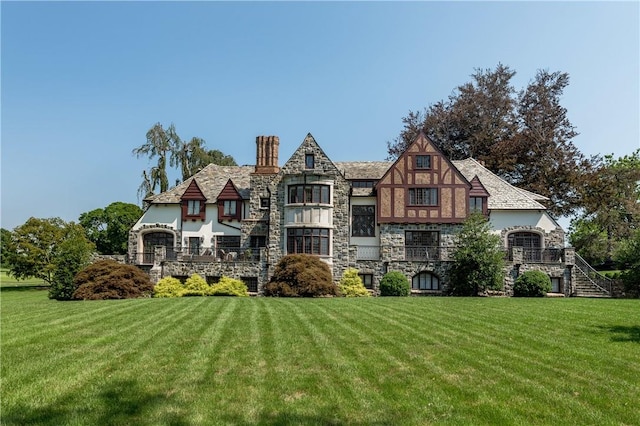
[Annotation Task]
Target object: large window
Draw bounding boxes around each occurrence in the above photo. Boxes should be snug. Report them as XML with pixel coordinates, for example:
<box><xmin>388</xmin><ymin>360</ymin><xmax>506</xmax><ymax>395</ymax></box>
<box><xmin>288</xmin><ymin>184</ymin><xmax>330</xmax><ymax>204</ymax></box>
<box><xmin>405</xmin><ymin>231</ymin><xmax>440</xmax><ymax>260</ymax></box>
<box><xmin>352</xmin><ymin>205</ymin><xmax>375</xmax><ymax>237</ymax></box>
<box><xmin>412</xmin><ymin>272</ymin><xmax>440</xmax><ymax>290</ymax></box>
<box><xmin>408</xmin><ymin>188</ymin><xmax>438</xmax><ymax>206</ymax></box>
<box><xmin>508</xmin><ymin>232</ymin><xmax>542</xmax><ymax>262</ymax></box>
<box><xmin>142</xmin><ymin>232</ymin><xmax>175</xmax><ymax>263</ymax></box>
<box><xmin>287</xmin><ymin>228</ymin><xmax>330</xmax><ymax>255</ymax></box>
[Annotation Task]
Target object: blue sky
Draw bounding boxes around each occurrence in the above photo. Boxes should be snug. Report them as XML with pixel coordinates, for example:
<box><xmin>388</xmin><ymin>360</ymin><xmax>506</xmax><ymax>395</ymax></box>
<box><xmin>2</xmin><ymin>1</ymin><xmax>638</xmax><ymax>230</ymax></box>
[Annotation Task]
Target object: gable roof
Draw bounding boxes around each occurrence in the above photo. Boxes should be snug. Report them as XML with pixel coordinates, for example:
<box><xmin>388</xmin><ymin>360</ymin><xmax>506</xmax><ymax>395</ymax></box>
<box><xmin>146</xmin><ymin>164</ymin><xmax>254</xmax><ymax>204</ymax></box>
<box><xmin>452</xmin><ymin>158</ymin><xmax>548</xmax><ymax>210</ymax></box>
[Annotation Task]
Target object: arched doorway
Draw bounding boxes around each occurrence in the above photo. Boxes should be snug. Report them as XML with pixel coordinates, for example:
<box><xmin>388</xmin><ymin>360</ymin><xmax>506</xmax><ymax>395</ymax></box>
<box><xmin>142</xmin><ymin>232</ymin><xmax>175</xmax><ymax>264</ymax></box>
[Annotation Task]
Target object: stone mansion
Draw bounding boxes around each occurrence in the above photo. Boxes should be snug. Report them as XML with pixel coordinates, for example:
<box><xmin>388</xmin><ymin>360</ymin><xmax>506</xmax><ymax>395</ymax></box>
<box><xmin>128</xmin><ymin>132</ymin><xmax>611</xmax><ymax>297</ymax></box>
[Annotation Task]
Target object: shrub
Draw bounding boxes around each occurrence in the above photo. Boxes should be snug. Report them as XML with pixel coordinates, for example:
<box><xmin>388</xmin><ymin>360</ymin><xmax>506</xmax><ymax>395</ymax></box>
<box><xmin>513</xmin><ymin>270</ymin><xmax>552</xmax><ymax>297</ymax></box>
<box><xmin>210</xmin><ymin>276</ymin><xmax>249</xmax><ymax>297</ymax></box>
<box><xmin>264</xmin><ymin>254</ymin><xmax>338</xmax><ymax>297</ymax></box>
<box><xmin>448</xmin><ymin>213</ymin><xmax>505</xmax><ymax>296</ymax></box>
<box><xmin>338</xmin><ymin>268</ymin><xmax>370</xmax><ymax>297</ymax></box>
<box><xmin>72</xmin><ymin>260</ymin><xmax>153</xmax><ymax>300</ymax></box>
<box><xmin>380</xmin><ymin>271</ymin><xmax>410</xmax><ymax>296</ymax></box>
<box><xmin>153</xmin><ymin>276</ymin><xmax>184</xmax><ymax>298</ymax></box>
<box><xmin>182</xmin><ymin>273</ymin><xmax>211</xmax><ymax>297</ymax></box>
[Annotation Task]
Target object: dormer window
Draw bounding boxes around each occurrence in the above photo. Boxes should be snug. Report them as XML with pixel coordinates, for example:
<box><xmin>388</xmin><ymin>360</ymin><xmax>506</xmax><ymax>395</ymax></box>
<box><xmin>223</xmin><ymin>200</ymin><xmax>237</xmax><ymax>216</ymax></box>
<box><xmin>187</xmin><ymin>200</ymin><xmax>200</xmax><ymax>216</ymax></box>
<box><xmin>305</xmin><ymin>154</ymin><xmax>315</xmax><ymax>169</ymax></box>
<box><xmin>181</xmin><ymin>180</ymin><xmax>206</xmax><ymax>221</ymax></box>
<box><xmin>415</xmin><ymin>155</ymin><xmax>431</xmax><ymax>169</ymax></box>
<box><xmin>217</xmin><ymin>179</ymin><xmax>243</xmax><ymax>221</ymax></box>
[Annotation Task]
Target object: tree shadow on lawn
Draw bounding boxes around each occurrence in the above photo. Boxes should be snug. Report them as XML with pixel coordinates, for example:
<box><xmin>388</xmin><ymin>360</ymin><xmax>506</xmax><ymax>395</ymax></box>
<box><xmin>218</xmin><ymin>410</ymin><xmax>394</xmax><ymax>426</ymax></box>
<box><xmin>2</xmin><ymin>379</ymin><xmax>188</xmax><ymax>426</ymax></box>
<box><xmin>598</xmin><ymin>325</ymin><xmax>640</xmax><ymax>343</ymax></box>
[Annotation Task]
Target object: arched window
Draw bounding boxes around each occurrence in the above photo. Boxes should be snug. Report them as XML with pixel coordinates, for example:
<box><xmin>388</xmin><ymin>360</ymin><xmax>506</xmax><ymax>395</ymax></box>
<box><xmin>507</xmin><ymin>232</ymin><xmax>541</xmax><ymax>249</ymax></box>
<box><xmin>508</xmin><ymin>232</ymin><xmax>542</xmax><ymax>262</ymax></box>
<box><xmin>412</xmin><ymin>272</ymin><xmax>440</xmax><ymax>290</ymax></box>
<box><xmin>142</xmin><ymin>232</ymin><xmax>175</xmax><ymax>263</ymax></box>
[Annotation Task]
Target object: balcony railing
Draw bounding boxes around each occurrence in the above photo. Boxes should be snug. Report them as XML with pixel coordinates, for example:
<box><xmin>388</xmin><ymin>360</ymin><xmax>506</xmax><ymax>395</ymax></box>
<box><xmin>507</xmin><ymin>248</ymin><xmax>563</xmax><ymax>263</ymax></box>
<box><xmin>405</xmin><ymin>246</ymin><xmax>441</xmax><ymax>261</ymax></box>
<box><xmin>356</xmin><ymin>245</ymin><xmax>380</xmax><ymax>260</ymax></box>
<box><xmin>129</xmin><ymin>247</ymin><xmax>262</xmax><ymax>264</ymax></box>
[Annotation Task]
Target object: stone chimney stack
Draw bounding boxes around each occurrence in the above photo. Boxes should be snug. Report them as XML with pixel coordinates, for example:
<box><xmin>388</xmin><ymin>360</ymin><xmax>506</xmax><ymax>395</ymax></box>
<box><xmin>254</xmin><ymin>135</ymin><xmax>280</xmax><ymax>174</ymax></box>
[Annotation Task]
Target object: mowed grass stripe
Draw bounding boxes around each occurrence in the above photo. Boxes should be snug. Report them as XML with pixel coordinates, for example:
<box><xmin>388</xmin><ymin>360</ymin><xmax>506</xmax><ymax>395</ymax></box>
<box><xmin>2</xmin><ymin>292</ymin><xmax>638</xmax><ymax>425</ymax></box>
<box><xmin>1</xmin><ymin>297</ymin><xmax>208</xmax><ymax>421</ymax></box>
<box><xmin>368</xmin><ymin>298</ymin><xmax>640</xmax><ymax>424</ymax></box>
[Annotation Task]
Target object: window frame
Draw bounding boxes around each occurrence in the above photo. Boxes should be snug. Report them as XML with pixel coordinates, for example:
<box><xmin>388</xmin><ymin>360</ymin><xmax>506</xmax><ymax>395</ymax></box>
<box><xmin>412</xmin><ymin>272</ymin><xmax>440</xmax><ymax>290</ymax></box>
<box><xmin>187</xmin><ymin>200</ymin><xmax>200</xmax><ymax>216</ymax></box>
<box><xmin>286</xmin><ymin>228</ymin><xmax>330</xmax><ymax>256</ymax></box>
<box><xmin>305</xmin><ymin>154</ymin><xmax>315</xmax><ymax>169</ymax></box>
<box><xmin>470</xmin><ymin>197</ymin><xmax>485</xmax><ymax>213</ymax></box>
<box><xmin>415</xmin><ymin>155</ymin><xmax>432</xmax><ymax>170</ymax></box>
<box><xmin>288</xmin><ymin>184</ymin><xmax>331</xmax><ymax>204</ymax></box>
<box><xmin>358</xmin><ymin>273</ymin><xmax>374</xmax><ymax>290</ymax></box>
<box><xmin>408</xmin><ymin>188</ymin><xmax>438</xmax><ymax>206</ymax></box>
<box><xmin>352</xmin><ymin>205</ymin><xmax>375</xmax><ymax>237</ymax></box>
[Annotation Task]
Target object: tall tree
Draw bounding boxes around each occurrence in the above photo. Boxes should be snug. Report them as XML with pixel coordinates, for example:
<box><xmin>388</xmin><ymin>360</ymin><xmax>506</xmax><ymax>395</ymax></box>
<box><xmin>513</xmin><ymin>69</ymin><xmax>589</xmax><ymax>216</ymax></box>
<box><xmin>133</xmin><ymin>123</ymin><xmax>173</xmax><ymax>194</ymax></box>
<box><xmin>134</xmin><ymin>123</ymin><xmax>237</xmax><ymax>198</ymax></box>
<box><xmin>575</xmin><ymin>150</ymin><xmax>640</xmax><ymax>263</ymax></box>
<box><xmin>79</xmin><ymin>202</ymin><xmax>143</xmax><ymax>254</ymax></box>
<box><xmin>1</xmin><ymin>228</ymin><xmax>12</xmax><ymax>268</ymax></box>
<box><xmin>387</xmin><ymin>65</ymin><xmax>590</xmax><ymax>217</ymax></box>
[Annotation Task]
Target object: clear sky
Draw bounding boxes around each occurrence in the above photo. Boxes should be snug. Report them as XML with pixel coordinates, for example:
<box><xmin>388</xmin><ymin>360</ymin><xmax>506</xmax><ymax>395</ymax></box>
<box><xmin>2</xmin><ymin>1</ymin><xmax>638</xmax><ymax>230</ymax></box>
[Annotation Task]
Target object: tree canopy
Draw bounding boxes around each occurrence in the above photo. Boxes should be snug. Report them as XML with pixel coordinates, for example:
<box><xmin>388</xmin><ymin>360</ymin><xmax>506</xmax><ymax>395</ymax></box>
<box><xmin>133</xmin><ymin>123</ymin><xmax>237</xmax><ymax>203</ymax></box>
<box><xmin>387</xmin><ymin>64</ymin><xmax>592</xmax><ymax>217</ymax></box>
<box><xmin>79</xmin><ymin>202</ymin><xmax>143</xmax><ymax>255</ymax></box>
<box><xmin>5</xmin><ymin>218</ymin><xmax>94</xmax><ymax>299</ymax></box>
<box><xmin>571</xmin><ymin>150</ymin><xmax>640</xmax><ymax>265</ymax></box>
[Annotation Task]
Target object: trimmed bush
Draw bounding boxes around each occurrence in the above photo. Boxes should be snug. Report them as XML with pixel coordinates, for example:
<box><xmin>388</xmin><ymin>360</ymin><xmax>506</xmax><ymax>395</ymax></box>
<box><xmin>72</xmin><ymin>260</ymin><xmax>153</xmax><ymax>300</ymax></box>
<box><xmin>153</xmin><ymin>276</ymin><xmax>184</xmax><ymax>298</ymax></box>
<box><xmin>264</xmin><ymin>254</ymin><xmax>338</xmax><ymax>297</ymax></box>
<box><xmin>338</xmin><ymin>268</ymin><xmax>370</xmax><ymax>297</ymax></box>
<box><xmin>513</xmin><ymin>270</ymin><xmax>552</xmax><ymax>297</ymax></box>
<box><xmin>211</xmin><ymin>276</ymin><xmax>249</xmax><ymax>297</ymax></box>
<box><xmin>380</xmin><ymin>271</ymin><xmax>410</xmax><ymax>296</ymax></box>
<box><xmin>182</xmin><ymin>273</ymin><xmax>211</xmax><ymax>297</ymax></box>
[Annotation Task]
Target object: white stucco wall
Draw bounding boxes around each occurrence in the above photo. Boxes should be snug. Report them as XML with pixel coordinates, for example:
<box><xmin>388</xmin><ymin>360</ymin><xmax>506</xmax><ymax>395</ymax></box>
<box><xmin>489</xmin><ymin>210</ymin><xmax>561</xmax><ymax>234</ymax></box>
<box><xmin>133</xmin><ymin>205</ymin><xmax>180</xmax><ymax>230</ymax></box>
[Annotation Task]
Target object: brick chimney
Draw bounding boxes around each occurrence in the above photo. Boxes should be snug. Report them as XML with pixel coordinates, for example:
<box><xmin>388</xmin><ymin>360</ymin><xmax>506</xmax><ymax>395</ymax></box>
<box><xmin>254</xmin><ymin>135</ymin><xmax>279</xmax><ymax>174</ymax></box>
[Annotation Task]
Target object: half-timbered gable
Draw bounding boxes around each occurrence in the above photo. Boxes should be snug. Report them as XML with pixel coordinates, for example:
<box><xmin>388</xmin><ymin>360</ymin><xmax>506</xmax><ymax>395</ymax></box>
<box><xmin>376</xmin><ymin>132</ymin><xmax>471</xmax><ymax>224</ymax></box>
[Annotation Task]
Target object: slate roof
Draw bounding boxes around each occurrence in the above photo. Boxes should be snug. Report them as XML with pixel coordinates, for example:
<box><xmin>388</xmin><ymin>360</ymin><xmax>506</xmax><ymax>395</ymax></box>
<box><xmin>335</xmin><ymin>161</ymin><xmax>392</xmax><ymax>180</ymax></box>
<box><xmin>146</xmin><ymin>157</ymin><xmax>548</xmax><ymax>211</ymax></box>
<box><xmin>452</xmin><ymin>158</ymin><xmax>548</xmax><ymax>210</ymax></box>
<box><xmin>146</xmin><ymin>164</ymin><xmax>254</xmax><ymax>204</ymax></box>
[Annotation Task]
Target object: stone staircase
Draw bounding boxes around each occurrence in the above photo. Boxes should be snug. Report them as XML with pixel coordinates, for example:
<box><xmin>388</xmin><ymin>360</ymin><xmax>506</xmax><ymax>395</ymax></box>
<box><xmin>573</xmin><ymin>254</ymin><xmax>613</xmax><ymax>297</ymax></box>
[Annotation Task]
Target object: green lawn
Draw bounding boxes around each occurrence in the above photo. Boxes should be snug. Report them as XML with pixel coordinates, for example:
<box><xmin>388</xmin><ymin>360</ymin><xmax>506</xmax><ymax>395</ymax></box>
<box><xmin>0</xmin><ymin>268</ymin><xmax>47</xmax><ymax>288</ymax></box>
<box><xmin>2</xmin><ymin>291</ymin><xmax>638</xmax><ymax>425</ymax></box>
